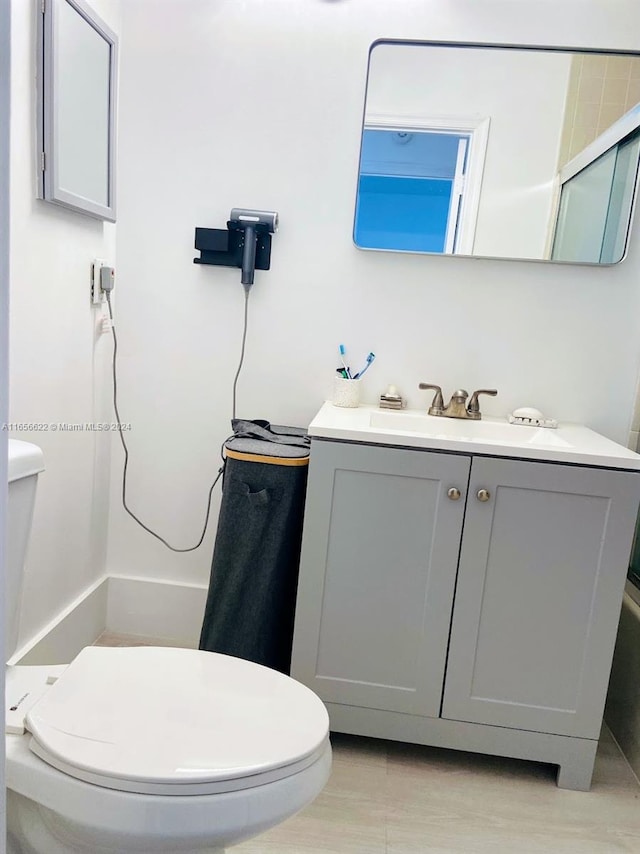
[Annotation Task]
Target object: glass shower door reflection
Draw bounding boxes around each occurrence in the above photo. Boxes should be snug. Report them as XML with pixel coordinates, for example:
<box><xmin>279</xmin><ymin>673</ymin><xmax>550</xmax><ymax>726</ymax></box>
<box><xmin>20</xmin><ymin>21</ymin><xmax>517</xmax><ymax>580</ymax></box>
<box><xmin>552</xmin><ymin>130</ymin><xmax>640</xmax><ymax>264</ymax></box>
<box><xmin>601</xmin><ymin>133</ymin><xmax>640</xmax><ymax>263</ymax></box>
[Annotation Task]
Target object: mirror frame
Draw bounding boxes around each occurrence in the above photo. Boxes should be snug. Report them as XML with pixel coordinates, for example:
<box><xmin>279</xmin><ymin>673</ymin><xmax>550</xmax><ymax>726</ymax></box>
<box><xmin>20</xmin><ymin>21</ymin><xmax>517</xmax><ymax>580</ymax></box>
<box><xmin>355</xmin><ymin>39</ymin><xmax>640</xmax><ymax>266</ymax></box>
<box><xmin>37</xmin><ymin>0</ymin><xmax>118</xmax><ymax>222</ymax></box>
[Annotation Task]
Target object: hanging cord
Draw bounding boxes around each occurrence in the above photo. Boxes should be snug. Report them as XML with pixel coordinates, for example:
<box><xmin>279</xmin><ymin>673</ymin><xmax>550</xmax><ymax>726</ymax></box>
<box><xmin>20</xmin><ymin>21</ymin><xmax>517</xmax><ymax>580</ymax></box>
<box><xmin>104</xmin><ymin>290</ymin><xmax>249</xmax><ymax>552</ymax></box>
<box><xmin>231</xmin><ymin>288</ymin><xmax>250</xmax><ymax>419</ymax></box>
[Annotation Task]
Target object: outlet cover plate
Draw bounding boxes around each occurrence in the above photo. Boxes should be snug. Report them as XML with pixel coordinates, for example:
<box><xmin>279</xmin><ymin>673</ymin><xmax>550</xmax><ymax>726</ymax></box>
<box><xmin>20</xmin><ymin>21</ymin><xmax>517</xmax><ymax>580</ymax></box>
<box><xmin>91</xmin><ymin>259</ymin><xmax>106</xmax><ymax>304</ymax></box>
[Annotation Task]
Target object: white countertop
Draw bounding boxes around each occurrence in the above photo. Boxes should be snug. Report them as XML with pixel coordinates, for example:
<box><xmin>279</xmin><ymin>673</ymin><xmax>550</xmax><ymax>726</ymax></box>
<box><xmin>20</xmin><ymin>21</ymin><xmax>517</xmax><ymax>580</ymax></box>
<box><xmin>308</xmin><ymin>402</ymin><xmax>640</xmax><ymax>470</ymax></box>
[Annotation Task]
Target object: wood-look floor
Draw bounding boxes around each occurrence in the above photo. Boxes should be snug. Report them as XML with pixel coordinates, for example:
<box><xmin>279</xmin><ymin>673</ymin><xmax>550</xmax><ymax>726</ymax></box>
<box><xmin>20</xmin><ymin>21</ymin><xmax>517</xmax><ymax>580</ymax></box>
<box><xmin>94</xmin><ymin>633</ymin><xmax>640</xmax><ymax>853</ymax></box>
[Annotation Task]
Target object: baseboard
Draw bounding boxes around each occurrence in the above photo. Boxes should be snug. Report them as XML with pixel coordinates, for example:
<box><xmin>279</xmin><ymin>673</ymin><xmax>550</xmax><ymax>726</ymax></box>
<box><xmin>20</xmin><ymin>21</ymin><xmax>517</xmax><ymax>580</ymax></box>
<box><xmin>8</xmin><ymin>576</ymin><xmax>208</xmax><ymax>666</ymax></box>
<box><xmin>106</xmin><ymin>576</ymin><xmax>207</xmax><ymax>647</ymax></box>
<box><xmin>9</xmin><ymin>576</ymin><xmax>109</xmax><ymax>666</ymax></box>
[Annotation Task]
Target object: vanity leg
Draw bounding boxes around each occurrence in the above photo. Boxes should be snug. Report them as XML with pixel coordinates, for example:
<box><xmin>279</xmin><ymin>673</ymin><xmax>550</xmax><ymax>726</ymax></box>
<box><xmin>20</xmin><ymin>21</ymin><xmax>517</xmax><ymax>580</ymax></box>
<box><xmin>556</xmin><ymin>739</ymin><xmax>598</xmax><ymax>791</ymax></box>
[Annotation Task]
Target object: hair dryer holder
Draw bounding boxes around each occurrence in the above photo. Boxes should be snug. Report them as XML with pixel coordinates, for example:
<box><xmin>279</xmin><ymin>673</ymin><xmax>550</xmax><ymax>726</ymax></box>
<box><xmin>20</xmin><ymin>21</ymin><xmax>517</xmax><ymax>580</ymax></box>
<box><xmin>193</xmin><ymin>221</ymin><xmax>272</xmax><ymax>272</ymax></box>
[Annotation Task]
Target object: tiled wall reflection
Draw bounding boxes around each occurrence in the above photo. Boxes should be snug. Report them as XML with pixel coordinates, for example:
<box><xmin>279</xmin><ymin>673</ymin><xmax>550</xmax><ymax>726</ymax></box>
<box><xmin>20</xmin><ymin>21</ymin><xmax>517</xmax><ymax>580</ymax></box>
<box><xmin>558</xmin><ymin>53</ymin><xmax>640</xmax><ymax>168</ymax></box>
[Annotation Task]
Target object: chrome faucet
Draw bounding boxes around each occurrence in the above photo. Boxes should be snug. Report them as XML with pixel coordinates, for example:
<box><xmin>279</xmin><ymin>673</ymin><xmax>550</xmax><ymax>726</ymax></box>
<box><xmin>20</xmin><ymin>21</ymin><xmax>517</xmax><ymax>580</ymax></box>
<box><xmin>419</xmin><ymin>384</ymin><xmax>497</xmax><ymax>420</ymax></box>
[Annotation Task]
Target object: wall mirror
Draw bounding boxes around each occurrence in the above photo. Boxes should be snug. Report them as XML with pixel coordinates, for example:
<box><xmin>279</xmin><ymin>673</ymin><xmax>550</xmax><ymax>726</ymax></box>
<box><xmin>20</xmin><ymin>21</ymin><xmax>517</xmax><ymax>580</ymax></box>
<box><xmin>37</xmin><ymin>0</ymin><xmax>118</xmax><ymax>221</ymax></box>
<box><xmin>354</xmin><ymin>41</ymin><xmax>640</xmax><ymax>265</ymax></box>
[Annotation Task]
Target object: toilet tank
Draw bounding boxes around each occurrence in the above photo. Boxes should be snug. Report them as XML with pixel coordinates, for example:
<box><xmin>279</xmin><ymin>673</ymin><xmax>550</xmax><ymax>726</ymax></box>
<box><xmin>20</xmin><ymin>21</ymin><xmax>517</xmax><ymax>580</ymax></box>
<box><xmin>6</xmin><ymin>439</ymin><xmax>45</xmax><ymax>661</ymax></box>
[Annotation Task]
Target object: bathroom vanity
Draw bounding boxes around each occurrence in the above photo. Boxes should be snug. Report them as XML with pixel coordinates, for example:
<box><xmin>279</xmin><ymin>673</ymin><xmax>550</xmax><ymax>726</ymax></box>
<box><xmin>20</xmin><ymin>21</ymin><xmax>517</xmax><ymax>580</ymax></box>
<box><xmin>290</xmin><ymin>403</ymin><xmax>640</xmax><ymax>790</ymax></box>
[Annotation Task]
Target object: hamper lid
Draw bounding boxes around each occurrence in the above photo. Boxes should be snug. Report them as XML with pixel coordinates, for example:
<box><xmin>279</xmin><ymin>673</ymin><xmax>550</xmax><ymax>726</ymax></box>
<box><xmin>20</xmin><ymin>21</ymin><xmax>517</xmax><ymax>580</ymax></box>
<box><xmin>224</xmin><ymin>420</ymin><xmax>310</xmax><ymax>460</ymax></box>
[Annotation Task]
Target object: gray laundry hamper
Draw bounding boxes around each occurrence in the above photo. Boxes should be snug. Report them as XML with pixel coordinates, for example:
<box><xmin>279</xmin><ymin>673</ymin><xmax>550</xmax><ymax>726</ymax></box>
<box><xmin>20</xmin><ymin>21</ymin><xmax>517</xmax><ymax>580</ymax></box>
<box><xmin>199</xmin><ymin>420</ymin><xmax>310</xmax><ymax>674</ymax></box>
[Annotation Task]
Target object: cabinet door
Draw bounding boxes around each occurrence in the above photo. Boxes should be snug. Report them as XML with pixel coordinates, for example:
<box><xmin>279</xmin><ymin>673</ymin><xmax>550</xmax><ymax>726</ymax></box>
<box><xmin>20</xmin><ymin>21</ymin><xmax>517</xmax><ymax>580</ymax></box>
<box><xmin>442</xmin><ymin>456</ymin><xmax>640</xmax><ymax>738</ymax></box>
<box><xmin>291</xmin><ymin>441</ymin><xmax>470</xmax><ymax>717</ymax></box>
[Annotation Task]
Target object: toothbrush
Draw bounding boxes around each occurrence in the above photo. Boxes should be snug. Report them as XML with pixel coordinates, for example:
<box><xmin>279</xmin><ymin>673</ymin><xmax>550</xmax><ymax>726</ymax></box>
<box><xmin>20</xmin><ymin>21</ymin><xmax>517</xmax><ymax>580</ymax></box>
<box><xmin>354</xmin><ymin>352</ymin><xmax>375</xmax><ymax>379</ymax></box>
<box><xmin>339</xmin><ymin>344</ymin><xmax>352</xmax><ymax>378</ymax></box>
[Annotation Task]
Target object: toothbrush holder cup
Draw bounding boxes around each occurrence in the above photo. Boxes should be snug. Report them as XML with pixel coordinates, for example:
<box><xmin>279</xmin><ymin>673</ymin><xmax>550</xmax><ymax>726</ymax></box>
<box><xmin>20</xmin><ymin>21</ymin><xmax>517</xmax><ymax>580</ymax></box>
<box><xmin>333</xmin><ymin>376</ymin><xmax>362</xmax><ymax>408</ymax></box>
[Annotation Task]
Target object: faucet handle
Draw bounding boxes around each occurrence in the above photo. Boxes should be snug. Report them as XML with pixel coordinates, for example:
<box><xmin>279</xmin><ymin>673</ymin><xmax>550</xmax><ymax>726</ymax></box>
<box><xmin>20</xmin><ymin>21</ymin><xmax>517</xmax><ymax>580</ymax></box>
<box><xmin>467</xmin><ymin>388</ymin><xmax>498</xmax><ymax>419</ymax></box>
<box><xmin>419</xmin><ymin>383</ymin><xmax>445</xmax><ymax>416</ymax></box>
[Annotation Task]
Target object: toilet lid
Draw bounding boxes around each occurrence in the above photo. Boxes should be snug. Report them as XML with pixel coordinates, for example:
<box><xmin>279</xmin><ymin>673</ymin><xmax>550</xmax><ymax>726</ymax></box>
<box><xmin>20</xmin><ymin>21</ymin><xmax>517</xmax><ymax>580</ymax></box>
<box><xmin>25</xmin><ymin>646</ymin><xmax>329</xmax><ymax>795</ymax></box>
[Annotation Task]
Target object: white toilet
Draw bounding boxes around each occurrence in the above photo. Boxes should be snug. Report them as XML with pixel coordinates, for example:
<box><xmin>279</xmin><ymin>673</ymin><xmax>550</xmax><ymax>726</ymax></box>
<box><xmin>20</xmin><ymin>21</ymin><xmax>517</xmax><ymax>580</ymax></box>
<box><xmin>5</xmin><ymin>439</ymin><xmax>332</xmax><ymax>854</ymax></box>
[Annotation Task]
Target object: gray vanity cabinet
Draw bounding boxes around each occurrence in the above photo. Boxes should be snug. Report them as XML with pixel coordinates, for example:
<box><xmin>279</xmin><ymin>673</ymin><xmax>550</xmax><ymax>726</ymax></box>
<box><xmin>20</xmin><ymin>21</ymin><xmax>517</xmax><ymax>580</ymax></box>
<box><xmin>291</xmin><ymin>437</ymin><xmax>640</xmax><ymax>789</ymax></box>
<box><xmin>290</xmin><ymin>440</ymin><xmax>470</xmax><ymax>717</ymax></box>
<box><xmin>442</xmin><ymin>455</ymin><xmax>640</xmax><ymax>738</ymax></box>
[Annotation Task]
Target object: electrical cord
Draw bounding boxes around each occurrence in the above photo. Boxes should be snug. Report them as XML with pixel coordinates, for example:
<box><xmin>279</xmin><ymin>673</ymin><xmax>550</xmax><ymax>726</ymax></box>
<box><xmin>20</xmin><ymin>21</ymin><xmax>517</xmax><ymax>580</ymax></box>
<box><xmin>232</xmin><ymin>288</ymin><xmax>250</xmax><ymax>420</ymax></box>
<box><xmin>104</xmin><ymin>289</ymin><xmax>250</xmax><ymax>552</ymax></box>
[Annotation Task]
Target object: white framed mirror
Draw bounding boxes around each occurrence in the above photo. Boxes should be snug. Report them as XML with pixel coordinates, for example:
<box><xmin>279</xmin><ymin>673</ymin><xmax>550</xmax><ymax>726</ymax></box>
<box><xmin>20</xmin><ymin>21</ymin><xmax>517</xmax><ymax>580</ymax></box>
<box><xmin>354</xmin><ymin>41</ymin><xmax>640</xmax><ymax>265</ymax></box>
<box><xmin>37</xmin><ymin>0</ymin><xmax>118</xmax><ymax>222</ymax></box>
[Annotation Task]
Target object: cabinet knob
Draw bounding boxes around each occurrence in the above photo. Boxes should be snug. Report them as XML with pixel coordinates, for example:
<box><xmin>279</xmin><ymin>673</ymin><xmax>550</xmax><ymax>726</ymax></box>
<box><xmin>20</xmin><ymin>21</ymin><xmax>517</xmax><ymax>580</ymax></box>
<box><xmin>477</xmin><ymin>488</ymin><xmax>491</xmax><ymax>502</ymax></box>
<box><xmin>447</xmin><ymin>487</ymin><xmax>461</xmax><ymax>501</ymax></box>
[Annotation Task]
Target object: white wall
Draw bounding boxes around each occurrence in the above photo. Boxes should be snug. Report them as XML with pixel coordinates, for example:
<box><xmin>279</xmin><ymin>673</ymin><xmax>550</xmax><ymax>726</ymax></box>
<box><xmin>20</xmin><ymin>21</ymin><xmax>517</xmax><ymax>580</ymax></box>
<box><xmin>9</xmin><ymin>0</ymin><xmax>120</xmax><ymax>648</ymax></box>
<box><xmin>1</xmin><ymin>0</ymin><xmax>10</xmax><ymax>837</ymax></box>
<box><xmin>107</xmin><ymin>0</ymin><xmax>640</xmax><ymax>591</ymax></box>
<box><xmin>366</xmin><ymin>44</ymin><xmax>571</xmax><ymax>258</ymax></box>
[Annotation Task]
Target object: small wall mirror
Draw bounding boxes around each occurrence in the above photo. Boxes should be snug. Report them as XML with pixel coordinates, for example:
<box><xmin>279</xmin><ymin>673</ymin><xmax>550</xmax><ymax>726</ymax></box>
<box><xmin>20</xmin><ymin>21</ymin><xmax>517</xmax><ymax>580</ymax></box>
<box><xmin>354</xmin><ymin>41</ymin><xmax>640</xmax><ymax>265</ymax></box>
<box><xmin>37</xmin><ymin>0</ymin><xmax>118</xmax><ymax>221</ymax></box>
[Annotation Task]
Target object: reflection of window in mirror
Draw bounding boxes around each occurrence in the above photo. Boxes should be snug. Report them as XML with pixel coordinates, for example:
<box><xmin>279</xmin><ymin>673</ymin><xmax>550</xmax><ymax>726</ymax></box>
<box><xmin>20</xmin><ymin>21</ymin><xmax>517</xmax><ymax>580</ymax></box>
<box><xmin>355</xmin><ymin>41</ymin><xmax>640</xmax><ymax>266</ymax></box>
<box><xmin>354</xmin><ymin>118</ymin><xmax>489</xmax><ymax>254</ymax></box>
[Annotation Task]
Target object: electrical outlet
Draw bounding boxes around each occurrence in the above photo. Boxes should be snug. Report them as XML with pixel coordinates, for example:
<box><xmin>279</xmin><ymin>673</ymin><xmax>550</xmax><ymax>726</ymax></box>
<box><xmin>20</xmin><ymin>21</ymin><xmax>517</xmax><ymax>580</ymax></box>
<box><xmin>91</xmin><ymin>259</ymin><xmax>106</xmax><ymax>305</ymax></box>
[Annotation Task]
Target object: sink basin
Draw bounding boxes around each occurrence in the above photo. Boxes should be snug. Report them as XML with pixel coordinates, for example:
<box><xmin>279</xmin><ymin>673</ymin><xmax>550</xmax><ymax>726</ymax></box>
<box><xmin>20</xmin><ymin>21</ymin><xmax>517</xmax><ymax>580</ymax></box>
<box><xmin>307</xmin><ymin>402</ymin><xmax>640</xmax><ymax>470</ymax></box>
<box><xmin>368</xmin><ymin>411</ymin><xmax>573</xmax><ymax>448</ymax></box>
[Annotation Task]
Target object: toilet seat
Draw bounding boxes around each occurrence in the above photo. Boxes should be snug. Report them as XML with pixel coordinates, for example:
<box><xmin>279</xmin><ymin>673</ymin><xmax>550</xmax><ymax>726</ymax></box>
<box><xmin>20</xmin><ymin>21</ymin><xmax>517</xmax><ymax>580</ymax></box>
<box><xmin>25</xmin><ymin>646</ymin><xmax>330</xmax><ymax>796</ymax></box>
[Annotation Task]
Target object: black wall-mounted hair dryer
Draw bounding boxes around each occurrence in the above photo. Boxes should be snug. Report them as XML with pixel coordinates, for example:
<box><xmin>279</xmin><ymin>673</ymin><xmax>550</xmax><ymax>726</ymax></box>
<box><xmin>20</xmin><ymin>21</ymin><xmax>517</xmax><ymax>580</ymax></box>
<box><xmin>228</xmin><ymin>209</ymin><xmax>279</xmax><ymax>287</ymax></box>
